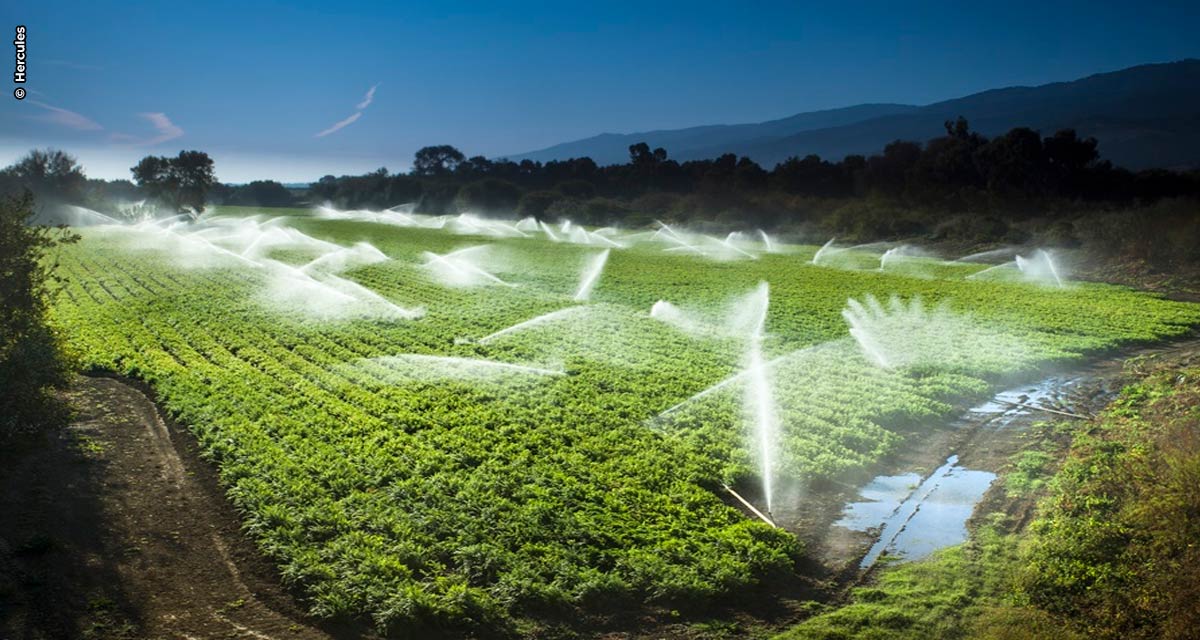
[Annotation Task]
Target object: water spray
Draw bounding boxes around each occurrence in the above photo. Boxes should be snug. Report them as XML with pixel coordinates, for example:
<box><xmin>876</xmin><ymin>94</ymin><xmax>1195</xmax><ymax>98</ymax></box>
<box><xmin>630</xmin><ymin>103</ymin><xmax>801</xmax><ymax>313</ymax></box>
<box><xmin>573</xmin><ymin>249</ymin><xmax>610</xmax><ymax>301</ymax></box>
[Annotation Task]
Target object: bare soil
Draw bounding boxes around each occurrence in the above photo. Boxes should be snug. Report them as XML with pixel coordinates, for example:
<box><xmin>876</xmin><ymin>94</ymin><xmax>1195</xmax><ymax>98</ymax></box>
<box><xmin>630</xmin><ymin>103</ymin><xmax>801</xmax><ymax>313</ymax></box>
<box><xmin>0</xmin><ymin>375</ymin><xmax>336</xmax><ymax>640</ymax></box>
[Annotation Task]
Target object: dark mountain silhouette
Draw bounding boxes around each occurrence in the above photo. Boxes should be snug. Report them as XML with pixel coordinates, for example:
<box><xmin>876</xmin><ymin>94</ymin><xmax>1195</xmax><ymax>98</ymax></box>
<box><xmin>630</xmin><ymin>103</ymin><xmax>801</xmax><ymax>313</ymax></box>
<box><xmin>509</xmin><ymin>60</ymin><xmax>1200</xmax><ymax>170</ymax></box>
<box><xmin>509</xmin><ymin>103</ymin><xmax>919</xmax><ymax>166</ymax></box>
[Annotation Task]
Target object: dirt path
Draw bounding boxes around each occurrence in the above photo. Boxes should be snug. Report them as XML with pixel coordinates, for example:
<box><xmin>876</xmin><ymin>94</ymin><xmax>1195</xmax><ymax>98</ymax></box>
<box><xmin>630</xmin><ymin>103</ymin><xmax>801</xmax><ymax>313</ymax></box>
<box><xmin>0</xmin><ymin>376</ymin><xmax>334</xmax><ymax>640</ymax></box>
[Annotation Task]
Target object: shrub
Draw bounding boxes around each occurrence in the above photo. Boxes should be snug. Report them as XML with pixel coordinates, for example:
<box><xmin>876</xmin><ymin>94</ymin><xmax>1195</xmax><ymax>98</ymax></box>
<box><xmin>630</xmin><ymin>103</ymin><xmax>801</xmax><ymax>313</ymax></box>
<box><xmin>0</xmin><ymin>192</ymin><xmax>78</xmax><ymax>437</ymax></box>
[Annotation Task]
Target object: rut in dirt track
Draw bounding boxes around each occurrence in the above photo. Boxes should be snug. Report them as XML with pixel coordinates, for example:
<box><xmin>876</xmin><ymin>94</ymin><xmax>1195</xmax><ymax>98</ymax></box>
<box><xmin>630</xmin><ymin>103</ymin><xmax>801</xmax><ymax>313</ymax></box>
<box><xmin>0</xmin><ymin>376</ymin><xmax>333</xmax><ymax>640</ymax></box>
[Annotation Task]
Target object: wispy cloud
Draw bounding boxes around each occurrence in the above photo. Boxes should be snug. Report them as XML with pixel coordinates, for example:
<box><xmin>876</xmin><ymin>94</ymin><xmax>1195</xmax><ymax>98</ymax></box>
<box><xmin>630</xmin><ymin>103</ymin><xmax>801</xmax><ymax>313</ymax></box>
<box><xmin>315</xmin><ymin>83</ymin><xmax>380</xmax><ymax>138</ymax></box>
<box><xmin>140</xmin><ymin>112</ymin><xmax>184</xmax><ymax>144</ymax></box>
<box><xmin>356</xmin><ymin>83</ymin><xmax>379</xmax><ymax>110</ymax></box>
<box><xmin>28</xmin><ymin>100</ymin><xmax>103</xmax><ymax>131</ymax></box>
<box><xmin>315</xmin><ymin>112</ymin><xmax>363</xmax><ymax>138</ymax></box>
<box><xmin>111</xmin><ymin>112</ymin><xmax>185</xmax><ymax>146</ymax></box>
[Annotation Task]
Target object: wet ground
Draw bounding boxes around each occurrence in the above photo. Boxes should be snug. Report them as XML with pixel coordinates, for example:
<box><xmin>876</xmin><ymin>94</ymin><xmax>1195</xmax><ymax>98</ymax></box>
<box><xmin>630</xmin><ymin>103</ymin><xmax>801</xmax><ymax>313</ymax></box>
<box><xmin>839</xmin><ymin>455</ymin><xmax>995</xmax><ymax>567</ymax></box>
<box><xmin>784</xmin><ymin>337</ymin><xmax>1200</xmax><ymax>577</ymax></box>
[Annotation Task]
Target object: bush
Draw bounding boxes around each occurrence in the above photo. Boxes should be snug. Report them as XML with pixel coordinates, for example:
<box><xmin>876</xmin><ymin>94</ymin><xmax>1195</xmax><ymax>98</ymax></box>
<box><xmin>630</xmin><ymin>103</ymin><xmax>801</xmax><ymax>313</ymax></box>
<box><xmin>930</xmin><ymin>214</ymin><xmax>1013</xmax><ymax>244</ymax></box>
<box><xmin>1076</xmin><ymin>199</ymin><xmax>1200</xmax><ymax>271</ymax></box>
<box><xmin>580</xmin><ymin>197</ymin><xmax>630</xmax><ymax>226</ymax></box>
<box><xmin>1017</xmin><ymin>359</ymin><xmax>1200</xmax><ymax>639</ymax></box>
<box><xmin>555</xmin><ymin>179</ymin><xmax>595</xmax><ymax>199</ymax></box>
<box><xmin>823</xmin><ymin>200</ymin><xmax>930</xmax><ymax>240</ymax></box>
<box><xmin>0</xmin><ymin>192</ymin><xmax>78</xmax><ymax>437</ymax></box>
<box><xmin>454</xmin><ymin>178</ymin><xmax>521</xmax><ymax>215</ymax></box>
<box><xmin>516</xmin><ymin>190</ymin><xmax>560</xmax><ymax>221</ymax></box>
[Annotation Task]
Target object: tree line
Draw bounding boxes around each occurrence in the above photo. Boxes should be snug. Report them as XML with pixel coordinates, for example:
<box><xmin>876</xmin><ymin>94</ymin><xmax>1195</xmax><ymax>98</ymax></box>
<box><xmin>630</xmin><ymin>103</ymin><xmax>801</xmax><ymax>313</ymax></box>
<box><xmin>2</xmin><ymin>116</ymin><xmax>1198</xmax><ymax>237</ymax></box>
<box><xmin>306</xmin><ymin>118</ymin><xmax>1200</xmax><ymax>229</ymax></box>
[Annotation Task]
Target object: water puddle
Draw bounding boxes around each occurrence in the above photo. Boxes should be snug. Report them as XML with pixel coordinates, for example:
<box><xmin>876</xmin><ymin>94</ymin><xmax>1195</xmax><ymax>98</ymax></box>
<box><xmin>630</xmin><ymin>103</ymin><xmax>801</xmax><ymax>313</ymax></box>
<box><xmin>819</xmin><ymin>340</ymin><xmax>1185</xmax><ymax>572</ymax></box>
<box><xmin>967</xmin><ymin>375</ymin><xmax>1087</xmax><ymax>428</ymax></box>
<box><xmin>836</xmin><ymin>455</ymin><xmax>995</xmax><ymax>567</ymax></box>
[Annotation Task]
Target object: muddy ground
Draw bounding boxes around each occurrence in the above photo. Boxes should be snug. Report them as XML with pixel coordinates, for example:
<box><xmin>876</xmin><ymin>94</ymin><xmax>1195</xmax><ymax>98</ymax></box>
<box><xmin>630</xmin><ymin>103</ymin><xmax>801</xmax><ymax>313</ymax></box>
<box><xmin>0</xmin><ymin>376</ymin><xmax>336</xmax><ymax>640</ymax></box>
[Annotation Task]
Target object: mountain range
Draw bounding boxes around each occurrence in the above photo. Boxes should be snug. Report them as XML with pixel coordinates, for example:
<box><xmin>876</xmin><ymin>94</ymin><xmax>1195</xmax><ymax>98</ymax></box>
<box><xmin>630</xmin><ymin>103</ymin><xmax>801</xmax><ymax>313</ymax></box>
<box><xmin>507</xmin><ymin>60</ymin><xmax>1200</xmax><ymax>170</ymax></box>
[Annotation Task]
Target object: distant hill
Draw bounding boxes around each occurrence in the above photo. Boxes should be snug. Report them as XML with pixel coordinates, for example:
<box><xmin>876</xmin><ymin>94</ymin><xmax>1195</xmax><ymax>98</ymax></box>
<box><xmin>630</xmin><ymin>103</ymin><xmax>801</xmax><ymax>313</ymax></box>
<box><xmin>508</xmin><ymin>60</ymin><xmax>1200</xmax><ymax>170</ymax></box>
<box><xmin>509</xmin><ymin>103</ymin><xmax>919</xmax><ymax>166</ymax></box>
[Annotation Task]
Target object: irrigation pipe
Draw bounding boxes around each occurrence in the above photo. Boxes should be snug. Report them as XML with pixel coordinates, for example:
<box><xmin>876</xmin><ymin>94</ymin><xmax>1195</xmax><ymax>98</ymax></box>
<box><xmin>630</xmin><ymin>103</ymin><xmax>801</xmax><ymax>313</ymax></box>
<box><xmin>994</xmin><ymin>399</ymin><xmax>1091</xmax><ymax>420</ymax></box>
<box><xmin>722</xmin><ymin>483</ymin><xmax>777</xmax><ymax>528</ymax></box>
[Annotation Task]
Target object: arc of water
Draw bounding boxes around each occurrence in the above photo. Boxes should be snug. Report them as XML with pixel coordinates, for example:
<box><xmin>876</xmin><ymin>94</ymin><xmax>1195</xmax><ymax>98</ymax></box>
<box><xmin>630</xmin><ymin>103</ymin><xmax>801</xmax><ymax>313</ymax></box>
<box><xmin>188</xmin><ymin>234</ymin><xmax>263</xmax><ymax>267</ymax></box>
<box><xmin>573</xmin><ymin>249</ymin><xmax>610</xmax><ymax>301</ymax></box>
<box><xmin>539</xmin><ymin>221</ymin><xmax>561</xmax><ymax>242</ymax></box>
<box><xmin>664</xmin><ymin>244</ymin><xmax>707</xmax><ymax>254</ymax></box>
<box><xmin>65</xmin><ymin>205</ymin><xmax>122</xmax><ymax>225</ymax></box>
<box><xmin>965</xmin><ymin>260</ymin><xmax>1018</xmax><ymax>281</ymax></box>
<box><xmin>372</xmin><ymin>354</ymin><xmax>563</xmax><ymax>377</ymax></box>
<box><xmin>324</xmin><ymin>274</ymin><xmax>422</xmax><ymax>318</ymax></box>
<box><xmin>954</xmin><ymin>247</ymin><xmax>1018</xmax><ymax>263</ymax></box>
<box><xmin>477</xmin><ymin>306</ymin><xmax>583</xmax><ymax>344</ymax></box>
<box><xmin>422</xmin><ymin>251</ymin><xmax>513</xmax><ymax>287</ymax></box>
<box><xmin>812</xmin><ymin>238</ymin><xmax>837</xmax><ymax>264</ymax></box>
<box><xmin>879</xmin><ymin>246</ymin><xmax>906</xmax><ymax>271</ymax></box>
<box><xmin>719</xmin><ymin>236</ymin><xmax>759</xmax><ymax>259</ymax></box>
<box><xmin>1040</xmin><ymin>250</ymin><xmax>1064</xmax><ymax>288</ymax></box>
<box><xmin>757</xmin><ymin>229</ymin><xmax>776</xmax><ymax>253</ymax></box>
<box><xmin>744</xmin><ymin>282</ymin><xmax>778</xmax><ymax>515</ymax></box>
<box><xmin>587</xmin><ymin>233</ymin><xmax>625</xmax><ymax>249</ymax></box>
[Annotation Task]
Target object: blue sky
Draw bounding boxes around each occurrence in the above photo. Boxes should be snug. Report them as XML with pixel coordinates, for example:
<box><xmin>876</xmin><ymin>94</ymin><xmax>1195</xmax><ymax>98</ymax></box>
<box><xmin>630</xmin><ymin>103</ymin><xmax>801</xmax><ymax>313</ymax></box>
<box><xmin>2</xmin><ymin>1</ymin><xmax>1198</xmax><ymax>182</ymax></box>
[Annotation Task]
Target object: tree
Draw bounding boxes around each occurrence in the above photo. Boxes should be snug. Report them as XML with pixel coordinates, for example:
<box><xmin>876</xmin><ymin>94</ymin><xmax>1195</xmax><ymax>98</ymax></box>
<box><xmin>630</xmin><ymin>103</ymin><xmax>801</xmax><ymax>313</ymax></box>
<box><xmin>132</xmin><ymin>155</ymin><xmax>176</xmax><ymax>206</ymax></box>
<box><xmin>517</xmin><ymin>190</ymin><xmax>561</xmax><ymax>221</ymax></box>
<box><xmin>0</xmin><ymin>192</ymin><xmax>78</xmax><ymax>436</ymax></box>
<box><xmin>455</xmin><ymin>178</ymin><xmax>521</xmax><ymax>214</ymax></box>
<box><xmin>173</xmin><ymin>151</ymin><xmax>217</xmax><ymax>214</ymax></box>
<box><xmin>417</xmin><ymin>183</ymin><xmax>460</xmax><ymax>215</ymax></box>
<box><xmin>1</xmin><ymin>149</ymin><xmax>88</xmax><ymax>204</ymax></box>
<box><xmin>131</xmin><ymin>151</ymin><xmax>216</xmax><ymax>218</ymax></box>
<box><xmin>773</xmin><ymin>155</ymin><xmax>851</xmax><ymax>197</ymax></box>
<box><xmin>909</xmin><ymin>118</ymin><xmax>987</xmax><ymax>201</ymax></box>
<box><xmin>944</xmin><ymin>116</ymin><xmax>973</xmax><ymax>140</ymax></box>
<box><xmin>866</xmin><ymin>140</ymin><xmax>923</xmax><ymax>196</ymax></box>
<box><xmin>628</xmin><ymin>142</ymin><xmax>665</xmax><ymax>166</ymax></box>
<box><xmin>310</xmin><ymin>175</ymin><xmax>338</xmax><ymax>203</ymax></box>
<box><xmin>734</xmin><ymin>157</ymin><xmax>768</xmax><ymax>191</ymax></box>
<box><xmin>226</xmin><ymin>180</ymin><xmax>294</xmax><ymax>207</ymax></box>
<box><xmin>412</xmin><ymin>145</ymin><xmax>465</xmax><ymax>176</ymax></box>
<box><xmin>1043</xmin><ymin>129</ymin><xmax>1098</xmax><ymax>173</ymax></box>
<box><xmin>385</xmin><ymin>175</ymin><xmax>424</xmax><ymax>207</ymax></box>
<box><xmin>976</xmin><ymin>127</ymin><xmax>1046</xmax><ymax>197</ymax></box>
<box><xmin>1043</xmin><ymin>129</ymin><xmax>1100</xmax><ymax>197</ymax></box>
<box><xmin>457</xmin><ymin>155</ymin><xmax>494</xmax><ymax>176</ymax></box>
<box><xmin>556</xmin><ymin>179</ymin><xmax>596</xmax><ymax>199</ymax></box>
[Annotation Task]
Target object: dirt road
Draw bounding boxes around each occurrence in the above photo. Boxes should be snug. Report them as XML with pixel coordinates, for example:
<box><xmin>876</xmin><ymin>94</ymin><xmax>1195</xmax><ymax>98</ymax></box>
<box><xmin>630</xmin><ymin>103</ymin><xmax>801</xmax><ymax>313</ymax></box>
<box><xmin>0</xmin><ymin>376</ymin><xmax>334</xmax><ymax>640</ymax></box>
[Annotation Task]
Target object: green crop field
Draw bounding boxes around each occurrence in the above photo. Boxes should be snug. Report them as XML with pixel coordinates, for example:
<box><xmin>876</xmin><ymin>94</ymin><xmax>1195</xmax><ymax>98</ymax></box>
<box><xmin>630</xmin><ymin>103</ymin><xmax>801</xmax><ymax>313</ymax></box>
<box><xmin>47</xmin><ymin>206</ymin><xmax>1200</xmax><ymax>633</ymax></box>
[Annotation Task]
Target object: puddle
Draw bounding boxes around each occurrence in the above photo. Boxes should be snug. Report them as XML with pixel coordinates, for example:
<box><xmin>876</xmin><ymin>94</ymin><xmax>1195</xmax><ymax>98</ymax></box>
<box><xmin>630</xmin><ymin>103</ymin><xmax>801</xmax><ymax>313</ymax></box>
<box><xmin>816</xmin><ymin>340</ymin><xmax>1194</xmax><ymax>572</ymax></box>
<box><xmin>967</xmin><ymin>375</ymin><xmax>1089</xmax><ymax>428</ymax></box>
<box><xmin>835</xmin><ymin>472</ymin><xmax>922</xmax><ymax>531</ymax></box>
<box><xmin>836</xmin><ymin>455</ymin><xmax>996</xmax><ymax>567</ymax></box>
